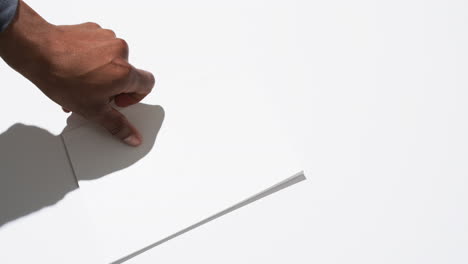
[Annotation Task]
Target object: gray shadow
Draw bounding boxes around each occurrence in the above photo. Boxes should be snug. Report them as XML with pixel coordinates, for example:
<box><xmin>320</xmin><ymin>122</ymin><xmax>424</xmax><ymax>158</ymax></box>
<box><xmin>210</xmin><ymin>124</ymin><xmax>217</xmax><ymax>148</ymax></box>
<box><xmin>63</xmin><ymin>104</ymin><xmax>165</xmax><ymax>182</ymax></box>
<box><xmin>0</xmin><ymin>103</ymin><xmax>165</xmax><ymax>228</ymax></box>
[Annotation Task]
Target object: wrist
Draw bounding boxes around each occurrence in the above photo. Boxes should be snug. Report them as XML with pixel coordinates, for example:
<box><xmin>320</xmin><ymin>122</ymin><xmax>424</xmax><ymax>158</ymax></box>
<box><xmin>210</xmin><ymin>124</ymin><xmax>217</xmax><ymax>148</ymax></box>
<box><xmin>0</xmin><ymin>1</ymin><xmax>55</xmax><ymax>78</ymax></box>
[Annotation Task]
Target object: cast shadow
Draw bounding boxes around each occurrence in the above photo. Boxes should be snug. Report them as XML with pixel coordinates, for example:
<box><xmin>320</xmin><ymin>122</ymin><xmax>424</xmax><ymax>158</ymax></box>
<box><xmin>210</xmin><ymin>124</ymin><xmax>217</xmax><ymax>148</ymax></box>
<box><xmin>0</xmin><ymin>103</ymin><xmax>165</xmax><ymax>228</ymax></box>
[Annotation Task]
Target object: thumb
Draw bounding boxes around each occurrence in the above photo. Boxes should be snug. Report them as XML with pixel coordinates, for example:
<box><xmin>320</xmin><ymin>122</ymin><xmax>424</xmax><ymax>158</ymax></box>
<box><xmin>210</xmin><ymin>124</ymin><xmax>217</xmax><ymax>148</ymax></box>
<box><xmin>96</xmin><ymin>106</ymin><xmax>142</xmax><ymax>146</ymax></box>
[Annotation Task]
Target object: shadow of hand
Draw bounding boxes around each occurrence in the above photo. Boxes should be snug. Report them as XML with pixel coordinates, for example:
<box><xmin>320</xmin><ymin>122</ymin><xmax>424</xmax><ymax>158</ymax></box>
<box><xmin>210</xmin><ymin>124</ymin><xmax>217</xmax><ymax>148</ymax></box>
<box><xmin>0</xmin><ymin>103</ymin><xmax>164</xmax><ymax>228</ymax></box>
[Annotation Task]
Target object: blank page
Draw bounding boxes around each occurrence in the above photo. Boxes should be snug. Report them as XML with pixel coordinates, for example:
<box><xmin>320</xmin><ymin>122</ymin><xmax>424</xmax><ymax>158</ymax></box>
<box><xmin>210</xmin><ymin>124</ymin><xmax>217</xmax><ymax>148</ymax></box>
<box><xmin>62</xmin><ymin>100</ymin><xmax>302</xmax><ymax>263</ymax></box>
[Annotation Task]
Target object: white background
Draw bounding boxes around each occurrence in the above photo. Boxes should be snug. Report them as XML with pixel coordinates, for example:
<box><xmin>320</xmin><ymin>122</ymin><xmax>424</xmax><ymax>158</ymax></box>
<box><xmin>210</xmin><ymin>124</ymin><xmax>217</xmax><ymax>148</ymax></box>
<box><xmin>1</xmin><ymin>0</ymin><xmax>468</xmax><ymax>263</ymax></box>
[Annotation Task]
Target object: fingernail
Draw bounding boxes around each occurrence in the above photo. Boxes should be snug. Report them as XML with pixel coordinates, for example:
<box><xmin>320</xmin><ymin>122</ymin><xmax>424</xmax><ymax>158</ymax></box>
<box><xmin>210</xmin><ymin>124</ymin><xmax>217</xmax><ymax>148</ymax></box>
<box><xmin>123</xmin><ymin>135</ymin><xmax>141</xmax><ymax>146</ymax></box>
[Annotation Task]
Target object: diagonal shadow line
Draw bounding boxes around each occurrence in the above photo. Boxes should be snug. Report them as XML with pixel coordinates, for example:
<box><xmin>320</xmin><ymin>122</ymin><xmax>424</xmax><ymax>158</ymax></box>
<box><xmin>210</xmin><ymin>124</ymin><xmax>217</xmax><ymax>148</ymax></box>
<box><xmin>111</xmin><ymin>171</ymin><xmax>306</xmax><ymax>264</ymax></box>
<box><xmin>60</xmin><ymin>134</ymin><xmax>80</xmax><ymax>188</ymax></box>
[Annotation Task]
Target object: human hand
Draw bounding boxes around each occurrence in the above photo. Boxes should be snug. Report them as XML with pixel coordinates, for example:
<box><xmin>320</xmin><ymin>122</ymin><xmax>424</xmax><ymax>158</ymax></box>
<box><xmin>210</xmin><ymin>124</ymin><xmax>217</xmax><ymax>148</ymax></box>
<box><xmin>0</xmin><ymin>1</ymin><xmax>155</xmax><ymax>146</ymax></box>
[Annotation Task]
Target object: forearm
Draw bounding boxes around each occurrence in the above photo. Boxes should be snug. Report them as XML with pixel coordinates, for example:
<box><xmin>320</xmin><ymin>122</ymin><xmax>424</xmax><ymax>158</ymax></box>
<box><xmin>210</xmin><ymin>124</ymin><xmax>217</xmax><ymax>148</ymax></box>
<box><xmin>0</xmin><ymin>1</ymin><xmax>53</xmax><ymax>80</ymax></box>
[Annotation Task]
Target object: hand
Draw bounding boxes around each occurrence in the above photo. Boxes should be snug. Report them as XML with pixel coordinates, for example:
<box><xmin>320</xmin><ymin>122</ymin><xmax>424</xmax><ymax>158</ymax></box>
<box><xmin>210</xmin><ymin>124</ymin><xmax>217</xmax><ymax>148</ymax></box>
<box><xmin>0</xmin><ymin>1</ymin><xmax>155</xmax><ymax>146</ymax></box>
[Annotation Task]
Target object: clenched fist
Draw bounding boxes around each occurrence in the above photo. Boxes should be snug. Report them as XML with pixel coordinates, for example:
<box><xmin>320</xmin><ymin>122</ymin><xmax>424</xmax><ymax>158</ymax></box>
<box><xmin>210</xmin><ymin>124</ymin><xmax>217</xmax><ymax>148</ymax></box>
<box><xmin>0</xmin><ymin>1</ymin><xmax>155</xmax><ymax>146</ymax></box>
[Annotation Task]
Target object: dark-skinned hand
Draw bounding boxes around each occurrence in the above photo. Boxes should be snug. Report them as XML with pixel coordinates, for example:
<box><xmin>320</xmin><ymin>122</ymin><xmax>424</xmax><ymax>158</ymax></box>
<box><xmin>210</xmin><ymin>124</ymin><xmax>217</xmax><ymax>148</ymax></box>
<box><xmin>0</xmin><ymin>1</ymin><xmax>155</xmax><ymax>146</ymax></box>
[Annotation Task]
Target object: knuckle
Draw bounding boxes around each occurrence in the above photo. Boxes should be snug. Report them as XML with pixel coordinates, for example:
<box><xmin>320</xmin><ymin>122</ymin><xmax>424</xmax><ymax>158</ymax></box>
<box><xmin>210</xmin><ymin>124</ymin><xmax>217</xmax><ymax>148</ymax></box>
<box><xmin>111</xmin><ymin>58</ymin><xmax>133</xmax><ymax>80</ymax></box>
<box><xmin>115</xmin><ymin>38</ymin><xmax>129</xmax><ymax>55</ymax></box>
<box><xmin>149</xmin><ymin>73</ymin><xmax>156</xmax><ymax>88</ymax></box>
<box><xmin>96</xmin><ymin>109</ymin><xmax>127</xmax><ymax>136</ymax></box>
<box><xmin>109</xmin><ymin>116</ymin><xmax>126</xmax><ymax>135</ymax></box>
<box><xmin>103</xmin><ymin>29</ymin><xmax>116</xmax><ymax>37</ymax></box>
<box><xmin>116</xmin><ymin>63</ymin><xmax>132</xmax><ymax>80</ymax></box>
<box><xmin>115</xmin><ymin>38</ymin><xmax>129</xmax><ymax>50</ymax></box>
<box><xmin>85</xmin><ymin>22</ymin><xmax>101</xmax><ymax>28</ymax></box>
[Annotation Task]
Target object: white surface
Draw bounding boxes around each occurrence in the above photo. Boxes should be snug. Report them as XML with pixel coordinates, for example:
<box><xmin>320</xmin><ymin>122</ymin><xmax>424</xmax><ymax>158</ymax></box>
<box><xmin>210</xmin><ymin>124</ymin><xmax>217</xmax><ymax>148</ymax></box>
<box><xmin>1</xmin><ymin>0</ymin><xmax>468</xmax><ymax>263</ymax></box>
<box><xmin>113</xmin><ymin>171</ymin><xmax>306</xmax><ymax>263</ymax></box>
<box><xmin>61</xmin><ymin>79</ymin><xmax>301</xmax><ymax>263</ymax></box>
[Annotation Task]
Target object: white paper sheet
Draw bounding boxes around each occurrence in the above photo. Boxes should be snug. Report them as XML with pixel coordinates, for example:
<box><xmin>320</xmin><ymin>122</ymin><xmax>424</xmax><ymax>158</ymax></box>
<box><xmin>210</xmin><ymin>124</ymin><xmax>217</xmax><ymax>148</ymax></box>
<box><xmin>62</xmin><ymin>99</ymin><xmax>302</xmax><ymax>263</ymax></box>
